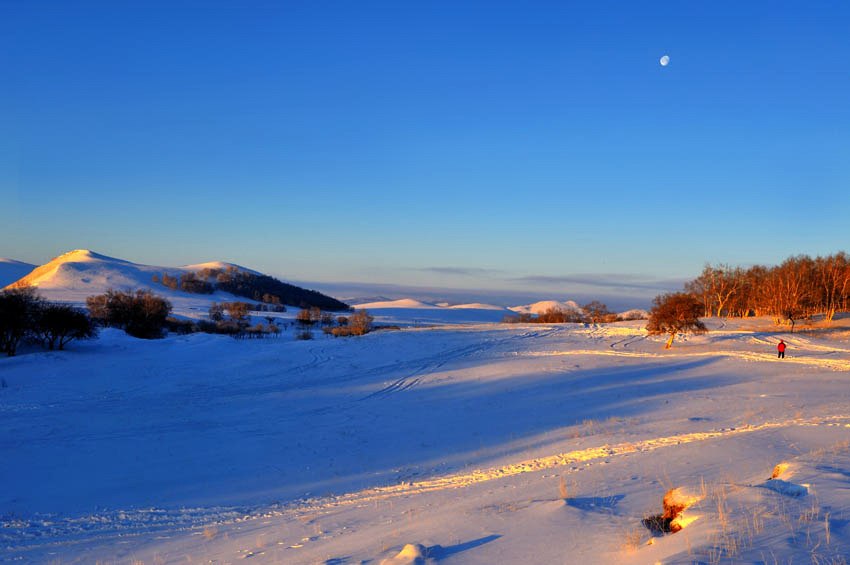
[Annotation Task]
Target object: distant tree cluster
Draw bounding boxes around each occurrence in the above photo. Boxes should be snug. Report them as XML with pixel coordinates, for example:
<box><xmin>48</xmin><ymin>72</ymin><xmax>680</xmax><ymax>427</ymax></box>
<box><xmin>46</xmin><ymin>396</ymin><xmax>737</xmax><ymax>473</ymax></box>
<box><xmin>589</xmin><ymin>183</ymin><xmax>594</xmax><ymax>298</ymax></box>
<box><xmin>154</xmin><ymin>272</ymin><xmax>213</xmax><ymax>294</ymax></box>
<box><xmin>214</xmin><ymin>267</ymin><xmax>349</xmax><ymax>311</ymax></box>
<box><xmin>682</xmin><ymin>253</ymin><xmax>850</xmax><ymax>327</ymax></box>
<box><xmin>153</xmin><ymin>266</ymin><xmax>348</xmax><ymax>311</ymax></box>
<box><xmin>87</xmin><ymin>289</ymin><xmax>172</xmax><ymax>339</ymax></box>
<box><xmin>502</xmin><ymin>302</ymin><xmax>641</xmax><ymax>324</ymax></box>
<box><xmin>0</xmin><ymin>288</ymin><xmax>96</xmax><ymax>356</ymax></box>
<box><xmin>323</xmin><ymin>310</ymin><xmax>374</xmax><ymax>337</ymax></box>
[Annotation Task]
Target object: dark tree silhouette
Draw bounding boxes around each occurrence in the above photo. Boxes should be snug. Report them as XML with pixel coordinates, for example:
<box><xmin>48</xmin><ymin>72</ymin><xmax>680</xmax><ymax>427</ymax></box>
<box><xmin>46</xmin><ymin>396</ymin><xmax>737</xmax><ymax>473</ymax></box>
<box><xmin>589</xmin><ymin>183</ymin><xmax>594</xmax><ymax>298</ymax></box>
<box><xmin>36</xmin><ymin>304</ymin><xmax>97</xmax><ymax>350</ymax></box>
<box><xmin>0</xmin><ymin>287</ymin><xmax>42</xmax><ymax>356</ymax></box>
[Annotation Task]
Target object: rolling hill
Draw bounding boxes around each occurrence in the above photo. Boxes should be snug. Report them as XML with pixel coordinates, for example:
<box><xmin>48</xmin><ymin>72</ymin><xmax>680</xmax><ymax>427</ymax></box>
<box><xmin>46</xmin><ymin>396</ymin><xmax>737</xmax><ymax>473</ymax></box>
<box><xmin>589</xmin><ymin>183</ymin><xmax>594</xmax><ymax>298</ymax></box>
<box><xmin>4</xmin><ymin>249</ymin><xmax>348</xmax><ymax>312</ymax></box>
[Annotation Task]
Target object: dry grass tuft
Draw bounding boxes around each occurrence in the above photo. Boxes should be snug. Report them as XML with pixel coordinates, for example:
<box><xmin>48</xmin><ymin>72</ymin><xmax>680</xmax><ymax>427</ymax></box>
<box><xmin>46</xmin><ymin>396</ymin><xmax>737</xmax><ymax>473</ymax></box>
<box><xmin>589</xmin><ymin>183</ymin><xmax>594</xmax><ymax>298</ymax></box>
<box><xmin>202</xmin><ymin>526</ymin><xmax>218</xmax><ymax>541</ymax></box>
<box><xmin>620</xmin><ymin>524</ymin><xmax>644</xmax><ymax>552</ymax></box>
<box><xmin>558</xmin><ymin>476</ymin><xmax>569</xmax><ymax>500</ymax></box>
<box><xmin>643</xmin><ymin>487</ymin><xmax>703</xmax><ymax>534</ymax></box>
<box><xmin>770</xmin><ymin>463</ymin><xmax>789</xmax><ymax>479</ymax></box>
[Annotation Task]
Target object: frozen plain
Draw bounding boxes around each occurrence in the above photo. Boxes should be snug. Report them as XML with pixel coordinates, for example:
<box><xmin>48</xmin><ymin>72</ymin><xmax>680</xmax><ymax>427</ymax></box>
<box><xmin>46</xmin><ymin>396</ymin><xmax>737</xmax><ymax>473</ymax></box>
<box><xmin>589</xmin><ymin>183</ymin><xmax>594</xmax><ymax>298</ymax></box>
<box><xmin>2</xmin><ymin>314</ymin><xmax>850</xmax><ymax>564</ymax></box>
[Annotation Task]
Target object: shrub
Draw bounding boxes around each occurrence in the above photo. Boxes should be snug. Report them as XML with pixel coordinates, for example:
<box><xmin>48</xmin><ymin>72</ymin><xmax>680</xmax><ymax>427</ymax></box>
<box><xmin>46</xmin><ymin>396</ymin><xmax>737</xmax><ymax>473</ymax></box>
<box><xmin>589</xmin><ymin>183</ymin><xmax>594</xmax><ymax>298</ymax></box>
<box><xmin>86</xmin><ymin>289</ymin><xmax>172</xmax><ymax>339</ymax></box>
<box><xmin>36</xmin><ymin>304</ymin><xmax>97</xmax><ymax>350</ymax></box>
<box><xmin>165</xmin><ymin>316</ymin><xmax>196</xmax><ymax>335</ymax></box>
<box><xmin>196</xmin><ymin>320</ymin><xmax>219</xmax><ymax>333</ymax></box>
<box><xmin>582</xmin><ymin>301</ymin><xmax>613</xmax><ymax>323</ymax></box>
<box><xmin>296</xmin><ymin>308</ymin><xmax>316</xmax><ymax>326</ymax></box>
<box><xmin>328</xmin><ymin>310</ymin><xmax>373</xmax><ymax>337</ymax></box>
<box><xmin>349</xmin><ymin>309</ymin><xmax>374</xmax><ymax>334</ymax></box>
<box><xmin>295</xmin><ymin>329</ymin><xmax>313</xmax><ymax>340</ymax></box>
<box><xmin>209</xmin><ymin>302</ymin><xmax>224</xmax><ymax>322</ymax></box>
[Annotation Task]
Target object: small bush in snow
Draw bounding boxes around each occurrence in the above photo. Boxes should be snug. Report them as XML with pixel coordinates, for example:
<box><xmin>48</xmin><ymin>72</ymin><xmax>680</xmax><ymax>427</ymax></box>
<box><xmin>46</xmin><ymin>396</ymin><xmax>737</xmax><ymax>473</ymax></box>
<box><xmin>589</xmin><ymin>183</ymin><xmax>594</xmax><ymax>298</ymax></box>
<box><xmin>295</xmin><ymin>329</ymin><xmax>313</xmax><ymax>340</ymax></box>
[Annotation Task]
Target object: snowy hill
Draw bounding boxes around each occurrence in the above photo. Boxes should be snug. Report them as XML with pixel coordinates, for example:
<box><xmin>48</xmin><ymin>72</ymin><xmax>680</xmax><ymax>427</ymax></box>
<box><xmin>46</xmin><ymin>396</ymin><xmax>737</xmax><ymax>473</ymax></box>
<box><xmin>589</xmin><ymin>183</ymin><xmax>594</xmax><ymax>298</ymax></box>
<box><xmin>353</xmin><ymin>298</ymin><xmax>514</xmax><ymax>325</ymax></box>
<box><xmin>354</xmin><ymin>298</ymin><xmax>441</xmax><ymax>309</ymax></box>
<box><xmin>618</xmin><ymin>308</ymin><xmax>650</xmax><ymax>320</ymax></box>
<box><xmin>3</xmin><ymin>249</ymin><xmax>345</xmax><ymax>315</ymax></box>
<box><xmin>509</xmin><ymin>299</ymin><xmax>582</xmax><ymax>315</ymax></box>
<box><xmin>0</xmin><ymin>258</ymin><xmax>36</xmax><ymax>288</ymax></box>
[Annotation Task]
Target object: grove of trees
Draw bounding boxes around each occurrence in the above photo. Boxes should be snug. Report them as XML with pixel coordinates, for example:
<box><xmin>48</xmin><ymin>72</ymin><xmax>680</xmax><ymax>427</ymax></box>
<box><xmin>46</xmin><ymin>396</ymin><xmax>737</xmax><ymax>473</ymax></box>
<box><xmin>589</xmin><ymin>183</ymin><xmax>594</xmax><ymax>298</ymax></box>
<box><xmin>682</xmin><ymin>253</ymin><xmax>850</xmax><ymax>326</ymax></box>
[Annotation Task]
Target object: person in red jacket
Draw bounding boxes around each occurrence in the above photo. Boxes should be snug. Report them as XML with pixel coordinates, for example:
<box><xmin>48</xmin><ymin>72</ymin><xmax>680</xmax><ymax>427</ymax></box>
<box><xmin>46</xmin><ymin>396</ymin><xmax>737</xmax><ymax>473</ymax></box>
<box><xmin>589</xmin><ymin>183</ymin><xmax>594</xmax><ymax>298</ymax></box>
<box><xmin>778</xmin><ymin>339</ymin><xmax>786</xmax><ymax>359</ymax></box>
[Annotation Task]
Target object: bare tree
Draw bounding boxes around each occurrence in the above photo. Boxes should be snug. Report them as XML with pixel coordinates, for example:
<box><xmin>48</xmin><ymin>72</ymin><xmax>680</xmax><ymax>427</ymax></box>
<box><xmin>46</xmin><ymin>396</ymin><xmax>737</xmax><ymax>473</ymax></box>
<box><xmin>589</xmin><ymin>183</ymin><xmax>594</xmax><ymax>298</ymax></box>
<box><xmin>582</xmin><ymin>301</ymin><xmax>612</xmax><ymax>323</ymax></box>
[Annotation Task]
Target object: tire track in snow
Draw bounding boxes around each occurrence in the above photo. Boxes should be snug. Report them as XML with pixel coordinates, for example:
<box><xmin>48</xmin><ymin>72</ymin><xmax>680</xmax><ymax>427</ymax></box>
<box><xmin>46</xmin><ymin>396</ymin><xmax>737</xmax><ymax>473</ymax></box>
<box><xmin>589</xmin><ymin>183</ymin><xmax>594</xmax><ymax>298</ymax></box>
<box><xmin>7</xmin><ymin>417</ymin><xmax>850</xmax><ymax>547</ymax></box>
<box><xmin>359</xmin><ymin>327</ymin><xmax>562</xmax><ymax>400</ymax></box>
<box><xmin>521</xmin><ymin>349</ymin><xmax>850</xmax><ymax>371</ymax></box>
<box><xmin>298</xmin><ymin>413</ymin><xmax>850</xmax><ymax>511</ymax></box>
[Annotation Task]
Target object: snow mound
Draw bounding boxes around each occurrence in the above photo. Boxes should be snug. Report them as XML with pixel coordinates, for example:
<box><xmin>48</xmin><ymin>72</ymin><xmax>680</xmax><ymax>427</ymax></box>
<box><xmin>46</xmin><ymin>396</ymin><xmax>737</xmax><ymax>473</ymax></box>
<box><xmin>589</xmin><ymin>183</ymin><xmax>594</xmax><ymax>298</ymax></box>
<box><xmin>762</xmin><ymin>479</ymin><xmax>808</xmax><ymax>497</ymax></box>
<box><xmin>0</xmin><ymin>258</ymin><xmax>36</xmax><ymax>288</ymax></box>
<box><xmin>618</xmin><ymin>308</ymin><xmax>649</xmax><ymax>320</ymax></box>
<box><xmin>380</xmin><ymin>543</ymin><xmax>430</xmax><ymax>565</ymax></box>
<box><xmin>355</xmin><ymin>299</ymin><xmax>440</xmax><ymax>309</ymax></box>
<box><xmin>509</xmin><ymin>300</ymin><xmax>582</xmax><ymax>315</ymax></box>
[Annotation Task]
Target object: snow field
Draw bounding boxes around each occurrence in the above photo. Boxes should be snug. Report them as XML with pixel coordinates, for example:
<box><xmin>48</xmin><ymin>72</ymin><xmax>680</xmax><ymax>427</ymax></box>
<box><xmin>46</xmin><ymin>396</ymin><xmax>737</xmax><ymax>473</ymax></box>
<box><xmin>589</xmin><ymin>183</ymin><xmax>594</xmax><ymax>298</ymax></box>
<box><xmin>1</xmin><ymin>319</ymin><xmax>850</xmax><ymax>563</ymax></box>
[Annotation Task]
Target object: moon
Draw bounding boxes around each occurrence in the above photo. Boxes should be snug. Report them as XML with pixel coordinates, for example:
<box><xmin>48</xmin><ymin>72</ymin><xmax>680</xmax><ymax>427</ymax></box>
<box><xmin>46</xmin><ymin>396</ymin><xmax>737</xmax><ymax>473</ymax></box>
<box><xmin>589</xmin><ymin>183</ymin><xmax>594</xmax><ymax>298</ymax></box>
<box><xmin>660</xmin><ymin>55</ymin><xmax>670</xmax><ymax>67</ymax></box>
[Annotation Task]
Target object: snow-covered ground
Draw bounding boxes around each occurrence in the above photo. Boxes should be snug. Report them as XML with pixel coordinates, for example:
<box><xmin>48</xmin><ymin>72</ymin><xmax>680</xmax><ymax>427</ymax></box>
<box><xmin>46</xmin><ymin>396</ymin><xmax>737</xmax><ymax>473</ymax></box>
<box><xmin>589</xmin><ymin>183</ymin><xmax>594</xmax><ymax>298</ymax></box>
<box><xmin>3</xmin><ymin>316</ymin><xmax>850</xmax><ymax>563</ymax></box>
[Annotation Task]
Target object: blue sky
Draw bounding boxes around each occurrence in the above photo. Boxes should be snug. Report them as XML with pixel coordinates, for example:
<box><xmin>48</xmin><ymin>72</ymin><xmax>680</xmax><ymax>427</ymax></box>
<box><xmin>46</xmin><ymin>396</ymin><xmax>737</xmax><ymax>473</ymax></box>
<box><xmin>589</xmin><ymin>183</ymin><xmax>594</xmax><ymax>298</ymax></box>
<box><xmin>2</xmin><ymin>1</ymin><xmax>849</xmax><ymax>304</ymax></box>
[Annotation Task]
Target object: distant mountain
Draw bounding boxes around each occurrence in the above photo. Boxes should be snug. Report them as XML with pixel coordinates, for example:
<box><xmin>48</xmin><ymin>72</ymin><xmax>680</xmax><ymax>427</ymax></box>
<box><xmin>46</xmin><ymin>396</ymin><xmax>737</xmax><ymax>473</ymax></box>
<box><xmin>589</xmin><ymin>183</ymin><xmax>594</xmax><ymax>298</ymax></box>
<box><xmin>0</xmin><ymin>258</ymin><xmax>37</xmax><ymax>288</ymax></box>
<box><xmin>5</xmin><ymin>249</ymin><xmax>348</xmax><ymax>311</ymax></box>
<box><xmin>354</xmin><ymin>298</ymin><xmax>441</xmax><ymax>309</ymax></box>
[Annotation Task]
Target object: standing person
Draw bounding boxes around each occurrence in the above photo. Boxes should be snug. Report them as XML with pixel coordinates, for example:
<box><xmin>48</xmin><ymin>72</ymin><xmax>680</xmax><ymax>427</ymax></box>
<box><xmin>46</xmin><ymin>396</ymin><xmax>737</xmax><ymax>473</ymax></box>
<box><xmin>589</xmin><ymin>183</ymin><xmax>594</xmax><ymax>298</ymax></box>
<box><xmin>777</xmin><ymin>339</ymin><xmax>786</xmax><ymax>359</ymax></box>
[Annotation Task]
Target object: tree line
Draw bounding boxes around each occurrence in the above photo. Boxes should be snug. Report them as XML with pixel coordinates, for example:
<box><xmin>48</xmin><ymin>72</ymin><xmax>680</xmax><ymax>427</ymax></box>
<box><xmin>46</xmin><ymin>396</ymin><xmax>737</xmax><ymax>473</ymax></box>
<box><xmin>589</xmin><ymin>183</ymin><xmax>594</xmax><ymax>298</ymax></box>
<box><xmin>682</xmin><ymin>252</ymin><xmax>850</xmax><ymax>326</ymax></box>
<box><xmin>645</xmin><ymin>251</ymin><xmax>850</xmax><ymax>347</ymax></box>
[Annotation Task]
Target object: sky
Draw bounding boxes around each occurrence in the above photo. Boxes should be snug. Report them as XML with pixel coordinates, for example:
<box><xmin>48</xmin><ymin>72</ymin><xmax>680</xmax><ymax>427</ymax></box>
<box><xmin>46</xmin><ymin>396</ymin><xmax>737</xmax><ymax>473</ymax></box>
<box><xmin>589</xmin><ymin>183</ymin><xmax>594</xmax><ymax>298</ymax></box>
<box><xmin>2</xmin><ymin>1</ymin><xmax>849</xmax><ymax>305</ymax></box>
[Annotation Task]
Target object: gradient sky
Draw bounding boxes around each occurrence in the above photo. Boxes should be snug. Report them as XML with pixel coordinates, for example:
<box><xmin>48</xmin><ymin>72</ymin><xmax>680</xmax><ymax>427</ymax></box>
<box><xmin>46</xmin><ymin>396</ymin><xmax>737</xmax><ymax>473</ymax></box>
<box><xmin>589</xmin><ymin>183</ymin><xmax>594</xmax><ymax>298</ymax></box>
<box><xmin>2</xmin><ymin>1</ymin><xmax>849</xmax><ymax>302</ymax></box>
